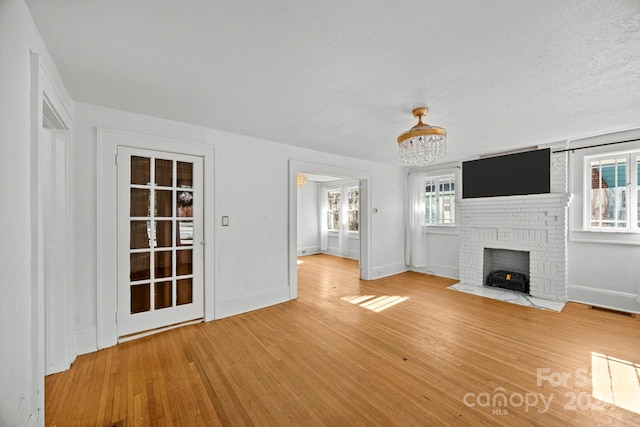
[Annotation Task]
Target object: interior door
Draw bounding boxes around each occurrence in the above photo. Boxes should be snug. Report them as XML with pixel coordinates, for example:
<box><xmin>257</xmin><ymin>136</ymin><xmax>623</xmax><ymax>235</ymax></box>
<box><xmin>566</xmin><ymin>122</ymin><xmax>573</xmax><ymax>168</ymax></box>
<box><xmin>117</xmin><ymin>147</ymin><xmax>204</xmax><ymax>337</ymax></box>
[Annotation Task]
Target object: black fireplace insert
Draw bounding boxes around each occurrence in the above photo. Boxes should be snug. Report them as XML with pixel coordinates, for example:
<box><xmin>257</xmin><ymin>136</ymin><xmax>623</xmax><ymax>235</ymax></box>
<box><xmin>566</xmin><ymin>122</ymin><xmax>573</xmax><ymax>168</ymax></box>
<box><xmin>486</xmin><ymin>270</ymin><xmax>529</xmax><ymax>293</ymax></box>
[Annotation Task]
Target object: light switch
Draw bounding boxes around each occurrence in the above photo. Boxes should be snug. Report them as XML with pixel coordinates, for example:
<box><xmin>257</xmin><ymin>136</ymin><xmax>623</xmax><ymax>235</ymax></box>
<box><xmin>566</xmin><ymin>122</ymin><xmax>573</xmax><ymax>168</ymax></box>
<box><xmin>222</xmin><ymin>216</ymin><xmax>229</xmax><ymax>226</ymax></box>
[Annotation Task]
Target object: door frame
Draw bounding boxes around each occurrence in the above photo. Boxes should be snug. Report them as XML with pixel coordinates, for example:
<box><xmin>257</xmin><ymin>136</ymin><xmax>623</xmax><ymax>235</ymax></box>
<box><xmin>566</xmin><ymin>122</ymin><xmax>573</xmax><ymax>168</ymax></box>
<box><xmin>288</xmin><ymin>160</ymin><xmax>372</xmax><ymax>300</ymax></box>
<box><xmin>41</xmin><ymin>112</ymin><xmax>72</xmax><ymax>375</ymax></box>
<box><xmin>30</xmin><ymin>53</ymin><xmax>75</xmax><ymax>423</ymax></box>
<box><xmin>97</xmin><ymin>128</ymin><xmax>215</xmax><ymax>349</ymax></box>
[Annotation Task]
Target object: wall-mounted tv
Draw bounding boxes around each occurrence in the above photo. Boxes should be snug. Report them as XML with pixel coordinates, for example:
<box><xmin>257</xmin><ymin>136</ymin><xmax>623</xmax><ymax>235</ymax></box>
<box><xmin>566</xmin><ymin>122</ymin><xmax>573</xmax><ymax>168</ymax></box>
<box><xmin>462</xmin><ymin>148</ymin><xmax>550</xmax><ymax>199</ymax></box>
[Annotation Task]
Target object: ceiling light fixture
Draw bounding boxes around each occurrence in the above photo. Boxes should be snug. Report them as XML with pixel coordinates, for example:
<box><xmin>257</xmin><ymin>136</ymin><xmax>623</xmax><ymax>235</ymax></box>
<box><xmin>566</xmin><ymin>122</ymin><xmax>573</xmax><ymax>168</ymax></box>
<box><xmin>397</xmin><ymin>107</ymin><xmax>446</xmax><ymax>165</ymax></box>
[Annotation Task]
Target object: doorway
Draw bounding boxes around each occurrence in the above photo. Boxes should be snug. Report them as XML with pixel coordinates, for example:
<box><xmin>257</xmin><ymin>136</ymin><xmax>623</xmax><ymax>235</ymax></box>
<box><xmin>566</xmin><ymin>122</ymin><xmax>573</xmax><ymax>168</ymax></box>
<box><xmin>298</xmin><ymin>174</ymin><xmax>361</xmax><ymax>261</ymax></box>
<box><xmin>288</xmin><ymin>160</ymin><xmax>372</xmax><ymax>300</ymax></box>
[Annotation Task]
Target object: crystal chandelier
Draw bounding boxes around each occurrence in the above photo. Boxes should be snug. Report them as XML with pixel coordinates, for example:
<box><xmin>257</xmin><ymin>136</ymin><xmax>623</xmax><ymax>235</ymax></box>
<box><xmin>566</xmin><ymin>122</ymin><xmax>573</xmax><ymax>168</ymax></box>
<box><xmin>397</xmin><ymin>107</ymin><xmax>446</xmax><ymax>165</ymax></box>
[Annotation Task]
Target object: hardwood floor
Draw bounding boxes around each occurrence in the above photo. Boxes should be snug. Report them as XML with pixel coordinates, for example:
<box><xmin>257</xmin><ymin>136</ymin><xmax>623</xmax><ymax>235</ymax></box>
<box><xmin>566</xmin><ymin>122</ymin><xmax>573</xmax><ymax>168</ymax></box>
<box><xmin>46</xmin><ymin>254</ymin><xmax>640</xmax><ymax>426</ymax></box>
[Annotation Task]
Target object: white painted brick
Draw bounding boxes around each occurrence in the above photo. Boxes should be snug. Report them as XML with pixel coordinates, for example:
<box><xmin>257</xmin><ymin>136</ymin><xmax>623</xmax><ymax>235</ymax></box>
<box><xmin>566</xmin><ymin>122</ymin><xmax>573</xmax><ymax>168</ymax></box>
<box><xmin>458</xmin><ymin>190</ymin><xmax>572</xmax><ymax>302</ymax></box>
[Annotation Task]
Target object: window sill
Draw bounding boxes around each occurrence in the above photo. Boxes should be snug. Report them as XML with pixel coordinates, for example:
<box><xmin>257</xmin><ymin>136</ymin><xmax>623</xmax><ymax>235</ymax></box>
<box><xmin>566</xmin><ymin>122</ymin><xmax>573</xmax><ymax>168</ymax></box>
<box><xmin>423</xmin><ymin>225</ymin><xmax>459</xmax><ymax>236</ymax></box>
<box><xmin>570</xmin><ymin>229</ymin><xmax>640</xmax><ymax>246</ymax></box>
<box><xmin>327</xmin><ymin>230</ymin><xmax>360</xmax><ymax>236</ymax></box>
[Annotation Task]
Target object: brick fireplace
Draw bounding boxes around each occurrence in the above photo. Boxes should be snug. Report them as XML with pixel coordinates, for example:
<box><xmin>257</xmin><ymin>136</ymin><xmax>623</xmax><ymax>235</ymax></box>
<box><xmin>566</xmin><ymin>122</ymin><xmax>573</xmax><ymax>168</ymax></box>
<box><xmin>457</xmin><ymin>150</ymin><xmax>572</xmax><ymax>302</ymax></box>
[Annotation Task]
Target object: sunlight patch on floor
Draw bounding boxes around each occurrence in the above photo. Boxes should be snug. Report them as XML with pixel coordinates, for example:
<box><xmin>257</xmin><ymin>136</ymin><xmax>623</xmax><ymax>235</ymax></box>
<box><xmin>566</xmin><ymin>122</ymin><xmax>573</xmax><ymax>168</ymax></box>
<box><xmin>341</xmin><ymin>295</ymin><xmax>409</xmax><ymax>312</ymax></box>
<box><xmin>591</xmin><ymin>352</ymin><xmax>640</xmax><ymax>415</ymax></box>
<box><xmin>297</xmin><ymin>259</ymin><xmax>304</xmax><ymax>265</ymax></box>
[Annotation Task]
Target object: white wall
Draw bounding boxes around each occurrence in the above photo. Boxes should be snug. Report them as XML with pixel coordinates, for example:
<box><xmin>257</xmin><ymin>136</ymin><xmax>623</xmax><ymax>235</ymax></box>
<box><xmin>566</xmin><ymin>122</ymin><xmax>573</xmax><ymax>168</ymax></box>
<box><xmin>73</xmin><ymin>102</ymin><xmax>407</xmax><ymax>353</ymax></box>
<box><xmin>371</xmin><ymin>172</ymin><xmax>408</xmax><ymax>278</ymax></box>
<box><xmin>0</xmin><ymin>0</ymin><xmax>73</xmax><ymax>425</ymax></box>
<box><xmin>297</xmin><ymin>181</ymin><xmax>320</xmax><ymax>255</ymax></box>
<box><xmin>568</xmin><ymin>243</ymin><xmax>640</xmax><ymax>312</ymax></box>
<box><xmin>566</xmin><ymin>129</ymin><xmax>640</xmax><ymax>313</ymax></box>
<box><xmin>423</xmin><ymin>231</ymin><xmax>460</xmax><ymax>279</ymax></box>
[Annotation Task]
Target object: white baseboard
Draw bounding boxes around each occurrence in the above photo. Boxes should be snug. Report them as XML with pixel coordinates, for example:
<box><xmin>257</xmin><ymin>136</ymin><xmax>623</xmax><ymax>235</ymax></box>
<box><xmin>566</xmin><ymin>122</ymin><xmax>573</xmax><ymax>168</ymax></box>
<box><xmin>372</xmin><ymin>262</ymin><xmax>407</xmax><ymax>280</ymax></box>
<box><xmin>325</xmin><ymin>247</ymin><xmax>340</xmax><ymax>256</ymax></box>
<box><xmin>411</xmin><ymin>262</ymin><xmax>459</xmax><ymax>280</ymax></box>
<box><xmin>319</xmin><ymin>251</ymin><xmax>359</xmax><ymax>261</ymax></box>
<box><xmin>215</xmin><ymin>285</ymin><xmax>291</xmax><ymax>319</ymax></box>
<box><xmin>568</xmin><ymin>284</ymin><xmax>640</xmax><ymax>314</ymax></box>
<box><xmin>75</xmin><ymin>326</ymin><xmax>97</xmax><ymax>356</ymax></box>
<box><xmin>297</xmin><ymin>246</ymin><xmax>321</xmax><ymax>256</ymax></box>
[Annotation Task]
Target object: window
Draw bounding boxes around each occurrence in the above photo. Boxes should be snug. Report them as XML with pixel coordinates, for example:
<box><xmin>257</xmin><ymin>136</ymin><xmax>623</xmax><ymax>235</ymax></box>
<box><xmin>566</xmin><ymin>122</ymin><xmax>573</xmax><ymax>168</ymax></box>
<box><xmin>325</xmin><ymin>185</ymin><xmax>360</xmax><ymax>232</ymax></box>
<box><xmin>347</xmin><ymin>186</ymin><xmax>359</xmax><ymax>231</ymax></box>
<box><xmin>586</xmin><ymin>151</ymin><xmax>640</xmax><ymax>231</ymax></box>
<box><xmin>425</xmin><ymin>175</ymin><xmax>456</xmax><ymax>225</ymax></box>
<box><xmin>327</xmin><ymin>190</ymin><xmax>341</xmax><ymax>231</ymax></box>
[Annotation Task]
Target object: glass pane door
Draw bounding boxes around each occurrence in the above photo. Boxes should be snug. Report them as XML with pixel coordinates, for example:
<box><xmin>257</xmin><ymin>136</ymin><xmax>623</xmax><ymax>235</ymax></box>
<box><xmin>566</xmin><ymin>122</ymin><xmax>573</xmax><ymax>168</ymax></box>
<box><xmin>118</xmin><ymin>147</ymin><xmax>203</xmax><ymax>337</ymax></box>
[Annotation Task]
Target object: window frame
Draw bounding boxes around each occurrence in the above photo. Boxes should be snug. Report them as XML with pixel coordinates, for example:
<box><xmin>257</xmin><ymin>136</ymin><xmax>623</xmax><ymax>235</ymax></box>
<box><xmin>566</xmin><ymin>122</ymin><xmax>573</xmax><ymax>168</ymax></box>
<box><xmin>346</xmin><ymin>185</ymin><xmax>360</xmax><ymax>233</ymax></box>
<box><xmin>583</xmin><ymin>150</ymin><xmax>640</xmax><ymax>233</ymax></box>
<box><xmin>424</xmin><ymin>173</ymin><xmax>457</xmax><ymax>227</ymax></box>
<box><xmin>326</xmin><ymin>188</ymin><xmax>341</xmax><ymax>232</ymax></box>
<box><xmin>324</xmin><ymin>182</ymin><xmax>361</xmax><ymax>234</ymax></box>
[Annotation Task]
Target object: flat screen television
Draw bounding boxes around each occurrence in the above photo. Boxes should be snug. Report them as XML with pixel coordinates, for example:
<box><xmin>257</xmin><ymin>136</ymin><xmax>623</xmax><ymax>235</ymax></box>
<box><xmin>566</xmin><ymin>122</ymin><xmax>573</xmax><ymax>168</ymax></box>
<box><xmin>462</xmin><ymin>148</ymin><xmax>550</xmax><ymax>199</ymax></box>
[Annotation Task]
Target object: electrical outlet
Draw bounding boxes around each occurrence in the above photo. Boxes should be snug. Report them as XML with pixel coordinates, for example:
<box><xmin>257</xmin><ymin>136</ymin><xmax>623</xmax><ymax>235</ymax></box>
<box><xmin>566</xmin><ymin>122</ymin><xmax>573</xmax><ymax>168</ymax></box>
<box><xmin>222</xmin><ymin>216</ymin><xmax>229</xmax><ymax>226</ymax></box>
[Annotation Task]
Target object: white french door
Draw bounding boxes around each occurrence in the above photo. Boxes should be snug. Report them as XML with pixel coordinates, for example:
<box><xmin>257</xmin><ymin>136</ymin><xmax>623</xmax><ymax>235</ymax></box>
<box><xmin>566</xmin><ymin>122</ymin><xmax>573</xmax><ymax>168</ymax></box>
<box><xmin>117</xmin><ymin>147</ymin><xmax>204</xmax><ymax>337</ymax></box>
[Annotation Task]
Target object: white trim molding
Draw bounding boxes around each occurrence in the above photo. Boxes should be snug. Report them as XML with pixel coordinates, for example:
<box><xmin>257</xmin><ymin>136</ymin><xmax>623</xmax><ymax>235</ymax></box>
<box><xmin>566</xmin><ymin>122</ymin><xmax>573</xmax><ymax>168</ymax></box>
<box><xmin>373</xmin><ymin>262</ymin><xmax>408</xmax><ymax>280</ymax></box>
<box><xmin>74</xmin><ymin>327</ymin><xmax>97</xmax><ymax>356</ymax></box>
<box><xmin>215</xmin><ymin>286</ymin><xmax>290</xmax><ymax>319</ymax></box>
<box><xmin>96</xmin><ymin>128</ymin><xmax>215</xmax><ymax>349</ymax></box>
<box><xmin>30</xmin><ymin>51</ymin><xmax>76</xmax><ymax>424</ymax></box>
<box><xmin>412</xmin><ymin>262</ymin><xmax>459</xmax><ymax>280</ymax></box>
<box><xmin>297</xmin><ymin>246</ymin><xmax>321</xmax><ymax>256</ymax></box>
<box><xmin>568</xmin><ymin>285</ymin><xmax>640</xmax><ymax>315</ymax></box>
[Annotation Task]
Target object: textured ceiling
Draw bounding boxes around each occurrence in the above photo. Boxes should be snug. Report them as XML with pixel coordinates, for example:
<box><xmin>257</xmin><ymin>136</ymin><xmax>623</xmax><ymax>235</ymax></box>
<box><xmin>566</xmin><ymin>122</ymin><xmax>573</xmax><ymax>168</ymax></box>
<box><xmin>25</xmin><ymin>0</ymin><xmax>640</xmax><ymax>165</ymax></box>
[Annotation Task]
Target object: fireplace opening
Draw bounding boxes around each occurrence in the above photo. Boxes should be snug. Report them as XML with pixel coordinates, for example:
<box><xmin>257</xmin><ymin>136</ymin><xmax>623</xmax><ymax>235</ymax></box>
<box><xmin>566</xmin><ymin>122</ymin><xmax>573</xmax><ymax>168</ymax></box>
<box><xmin>483</xmin><ymin>248</ymin><xmax>530</xmax><ymax>294</ymax></box>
